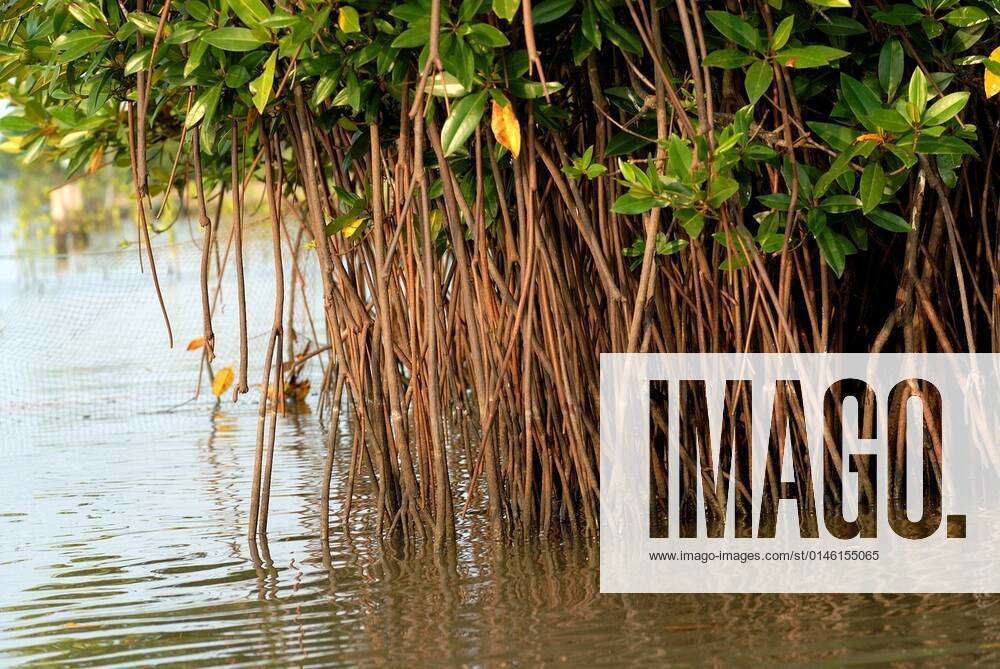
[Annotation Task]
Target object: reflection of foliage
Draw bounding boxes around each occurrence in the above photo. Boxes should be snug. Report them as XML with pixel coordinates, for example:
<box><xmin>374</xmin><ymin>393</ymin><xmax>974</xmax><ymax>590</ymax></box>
<box><xmin>3</xmin><ymin>160</ymin><xmax>131</xmax><ymax>255</ymax></box>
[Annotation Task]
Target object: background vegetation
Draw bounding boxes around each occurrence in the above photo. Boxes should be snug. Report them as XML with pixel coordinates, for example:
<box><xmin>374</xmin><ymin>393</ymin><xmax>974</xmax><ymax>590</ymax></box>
<box><xmin>0</xmin><ymin>0</ymin><xmax>998</xmax><ymax>542</ymax></box>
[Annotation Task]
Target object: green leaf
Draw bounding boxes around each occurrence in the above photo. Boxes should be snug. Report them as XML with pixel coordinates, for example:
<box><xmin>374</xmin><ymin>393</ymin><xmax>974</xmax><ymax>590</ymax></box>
<box><xmin>708</xmin><ymin>175</ymin><xmax>739</xmax><ymax>207</ymax></box>
<box><xmin>808</xmin><ymin>0</ymin><xmax>850</xmax><ymax>7</ymax></box>
<box><xmin>774</xmin><ymin>45</ymin><xmax>849</xmax><ymax>68</ymax></box>
<box><xmin>53</xmin><ymin>31</ymin><xmax>106</xmax><ymax>62</ymax></box>
<box><xmin>68</xmin><ymin>1</ymin><xmax>107</xmax><ymax>32</ymax></box>
<box><xmin>878</xmin><ymin>39</ymin><xmax>903</xmax><ymax>99</ymax></box>
<box><xmin>680</xmin><ymin>210</ymin><xmax>705</xmax><ymax>237</ymax></box>
<box><xmin>745</xmin><ymin>143</ymin><xmax>777</xmax><ymax>161</ymax></box>
<box><xmin>428</xmin><ymin>72</ymin><xmax>469</xmax><ymax>98</ymax></box>
<box><xmin>493</xmin><ymin>0</ymin><xmax>520</xmax><ymax>21</ymax></box>
<box><xmin>127</xmin><ymin>11</ymin><xmax>160</xmax><ymax>35</ymax></box>
<box><xmin>459</xmin><ymin>0</ymin><xmax>485</xmax><ymax>22</ymax></box>
<box><xmin>921</xmin><ymin>91</ymin><xmax>968</xmax><ymax>126</ymax></box>
<box><xmin>907</xmin><ymin>68</ymin><xmax>928</xmax><ymax>117</ymax></box>
<box><xmin>758</xmin><ymin>193</ymin><xmax>791</xmax><ymax>210</ymax></box>
<box><xmin>667</xmin><ymin>136</ymin><xmax>691</xmax><ymax>182</ymax></box>
<box><xmin>612</xmin><ymin>192</ymin><xmax>661</xmax><ymax>215</ymax></box>
<box><xmin>0</xmin><ymin>115</ymin><xmax>35</xmax><ymax>135</ymax></box>
<box><xmin>744</xmin><ymin>59</ymin><xmax>773</xmax><ymax>104</ymax></box>
<box><xmin>581</xmin><ymin>0</ymin><xmax>601</xmax><ymax>49</ymax></box>
<box><xmin>125</xmin><ymin>47</ymin><xmax>152</xmax><ymax>75</ymax></box>
<box><xmin>656</xmin><ymin>237</ymin><xmax>688</xmax><ymax>255</ymax></box>
<box><xmin>807</xmin><ymin>209</ymin><xmax>845</xmax><ymax>277</ymax></box>
<box><xmin>942</xmin><ymin>7</ymin><xmax>988</xmax><ymax>27</ymax></box>
<box><xmin>441</xmin><ymin>91</ymin><xmax>487</xmax><ymax>156</ymax></box>
<box><xmin>184</xmin><ymin>41</ymin><xmax>208</xmax><ymax>77</ymax></box>
<box><xmin>807</xmin><ymin>121</ymin><xmax>858</xmax><ymax>152</ymax></box>
<box><xmin>249</xmin><ymin>50</ymin><xmax>277</xmax><ymax>113</ymax></box>
<box><xmin>771</xmin><ymin>15</ymin><xmax>793</xmax><ymax>51</ymax></box>
<box><xmin>338</xmin><ymin>6</ymin><xmax>360</xmax><ymax>32</ymax></box>
<box><xmin>872</xmin><ymin>4</ymin><xmax>922</xmax><ymax>25</ymax></box>
<box><xmin>816</xmin><ymin>15</ymin><xmax>867</xmax><ymax>36</ymax></box>
<box><xmin>866</xmin><ymin>207</ymin><xmax>911</xmax><ymax>232</ymax></box>
<box><xmin>260</xmin><ymin>12</ymin><xmax>299</xmax><ymax>28</ymax></box>
<box><xmin>185</xmin><ymin>82</ymin><xmax>223</xmax><ymax>129</ymax></box>
<box><xmin>705</xmin><ymin>11</ymin><xmax>760</xmax><ymax>51</ymax></box>
<box><xmin>603</xmin><ymin>18</ymin><xmax>642</xmax><ymax>55</ymax></box>
<box><xmin>914</xmin><ymin>135</ymin><xmax>976</xmax><ymax>155</ymax></box>
<box><xmin>867</xmin><ymin>108</ymin><xmax>911</xmax><ymax>133</ymax></box>
<box><xmin>815</xmin><ymin>140</ymin><xmax>874</xmax><ymax>198</ymax></box>
<box><xmin>446</xmin><ymin>39</ymin><xmax>475</xmax><ymax>90</ymax></box>
<box><xmin>819</xmin><ymin>195</ymin><xmax>862</xmax><ymax>213</ymax></box>
<box><xmin>391</xmin><ymin>24</ymin><xmax>429</xmax><ymax>48</ymax></box>
<box><xmin>508</xmin><ymin>80</ymin><xmax>563</xmax><ymax>98</ymax></box>
<box><xmin>704</xmin><ymin>49</ymin><xmax>755</xmax><ymax>69</ymax></box>
<box><xmin>840</xmin><ymin>73</ymin><xmax>881</xmax><ymax>124</ymax></box>
<box><xmin>468</xmin><ymin>23</ymin><xmax>509</xmax><ymax>47</ymax></box>
<box><xmin>532</xmin><ymin>0</ymin><xmax>575</xmax><ymax>24</ymax></box>
<box><xmin>606</xmin><ymin>130</ymin><xmax>652</xmax><ymax>156</ymax></box>
<box><xmin>859</xmin><ymin>162</ymin><xmax>885</xmax><ymax>214</ymax></box>
<box><xmin>204</xmin><ymin>27</ymin><xmax>266</xmax><ymax>51</ymax></box>
<box><xmin>231</xmin><ymin>0</ymin><xmax>271</xmax><ymax>28</ymax></box>
<box><xmin>187</xmin><ymin>0</ymin><xmax>211</xmax><ymax>21</ymax></box>
<box><xmin>312</xmin><ymin>75</ymin><xmax>336</xmax><ymax>106</ymax></box>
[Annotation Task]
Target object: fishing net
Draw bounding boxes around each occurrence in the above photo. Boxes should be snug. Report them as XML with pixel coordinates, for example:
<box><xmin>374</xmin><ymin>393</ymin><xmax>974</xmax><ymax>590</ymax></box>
<box><xmin>0</xmin><ymin>194</ymin><xmax>327</xmax><ymax>449</ymax></box>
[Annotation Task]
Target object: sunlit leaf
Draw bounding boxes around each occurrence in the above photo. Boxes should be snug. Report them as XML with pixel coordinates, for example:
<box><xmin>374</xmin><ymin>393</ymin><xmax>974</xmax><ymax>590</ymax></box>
<box><xmin>203</xmin><ymin>27</ymin><xmax>266</xmax><ymax>52</ymax></box>
<box><xmin>212</xmin><ymin>367</ymin><xmax>235</xmax><ymax>397</ymax></box>
<box><xmin>250</xmin><ymin>50</ymin><xmax>277</xmax><ymax>113</ymax></box>
<box><xmin>985</xmin><ymin>47</ymin><xmax>1000</xmax><ymax>99</ymax></box>
<box><xmin>338</xmin><ymin>6</ymin><xmax>361</xmax><ymax>32</ymax></box>
<box><xmin>490</xmin><ymin>99</ymin><xmax>521</xmax><ymax>157</ymax></box>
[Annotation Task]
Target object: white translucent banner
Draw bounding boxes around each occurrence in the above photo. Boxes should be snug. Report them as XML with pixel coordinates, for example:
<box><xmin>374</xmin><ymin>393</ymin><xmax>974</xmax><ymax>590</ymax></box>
<box><xmin>600</xmin><ymin>354</ymin><xmax>1000</xmax><ymax>593</ymax></box>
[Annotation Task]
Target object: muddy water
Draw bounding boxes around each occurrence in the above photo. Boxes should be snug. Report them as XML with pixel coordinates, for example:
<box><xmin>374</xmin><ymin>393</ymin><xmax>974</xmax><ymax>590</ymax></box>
<box><xmin>3</xmin><ymin>228</ymin><xmax>1000</xmax><ymax>667</ymax></box>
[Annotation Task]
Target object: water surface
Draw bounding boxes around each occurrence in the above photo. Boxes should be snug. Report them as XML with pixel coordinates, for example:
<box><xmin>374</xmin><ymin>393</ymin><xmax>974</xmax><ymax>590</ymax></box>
<box><xmin>3</xmin><ymin>228</ymin><xmax>1000</xmax><ymax>667</ymax></box>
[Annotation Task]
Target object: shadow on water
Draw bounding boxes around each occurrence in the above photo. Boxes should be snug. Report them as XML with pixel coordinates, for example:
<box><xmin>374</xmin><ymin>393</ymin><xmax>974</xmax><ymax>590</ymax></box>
<box><xmin>3</xmin><ymin>238</ymin><xmax>1000</xmax><ymax>666</ymax></box>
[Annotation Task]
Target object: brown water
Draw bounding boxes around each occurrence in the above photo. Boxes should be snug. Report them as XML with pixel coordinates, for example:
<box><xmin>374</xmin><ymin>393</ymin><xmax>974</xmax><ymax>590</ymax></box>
<box><xmin>3</xmin><ymin>227</ymin><xmax>1000</xmax><ymax>666</ymax></box>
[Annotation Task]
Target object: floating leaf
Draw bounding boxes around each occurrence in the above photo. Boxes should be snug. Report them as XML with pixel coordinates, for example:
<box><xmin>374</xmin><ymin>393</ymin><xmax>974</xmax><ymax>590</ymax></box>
<box><xmin>187</xmin><ymin>337</ymin><xmax>205</xmax><ymax>351</ymax></box>
<box><xmin>490</xmin><ymin>99</ymin><xmax>521</xmax><ymax>157</ymax></box>
<box><xmin>212</xmin><ymin>367</ymin><xmax>235</xmax><ymax>397</ymax></box>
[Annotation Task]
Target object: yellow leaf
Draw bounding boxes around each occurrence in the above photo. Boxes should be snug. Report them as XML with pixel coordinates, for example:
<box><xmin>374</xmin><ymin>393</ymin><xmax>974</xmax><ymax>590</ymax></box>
<box><xmin>88</xmin><ymin>145</ymin><xmax>104</xmax><ymax>174</ymax></box>
<box><xmin>429</xmin><ymin>209</ymin><xmax>443</xmax><ymax>240</ymax></box>
<box><xmin>342</xmin><ymin>218</ymin><xmax>363</xmax><ymax>237</ymax></box>
<box><xmin>304</xmin><ymin>239</ymin><xmax>316</xmax><ymax>250</ymax></box>
<box><xmin>212</xmin><ymin>367</ymin><xmax>234</xmax><ymax>397</ymax></box>
<box><xmin>491</xmin><ymin>100</ymin><xmax>521</xmax><ymax>158</ymax></box>
<box><xmin>854</xmin><ymin>133</ymin><xmax>885</xmax><ymax>145</ymax></box>
<box><xmin>186</xmin><ymin>337</ymin><xmax>205</xmax><ymax>351</ymax></box>
<box><xmin>986</xmin><ymin>47</ymin><xmax>1000</xmax><ymax>99</ymax></box>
